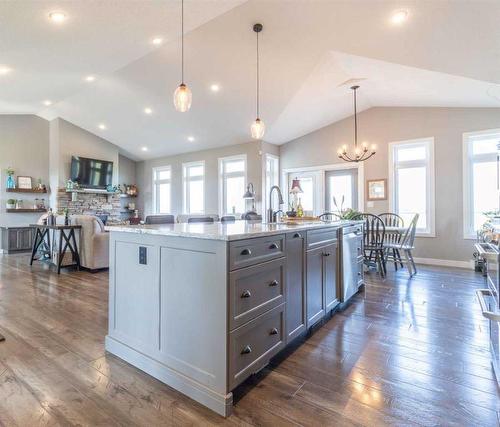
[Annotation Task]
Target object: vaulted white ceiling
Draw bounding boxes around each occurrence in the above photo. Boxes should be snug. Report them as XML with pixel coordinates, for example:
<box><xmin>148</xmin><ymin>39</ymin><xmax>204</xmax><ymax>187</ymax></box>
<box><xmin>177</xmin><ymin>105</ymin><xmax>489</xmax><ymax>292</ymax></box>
<box><xmin>2</xmin><ymin>0</ymin><xmax>500</xmax><ymax>160</ymax></box>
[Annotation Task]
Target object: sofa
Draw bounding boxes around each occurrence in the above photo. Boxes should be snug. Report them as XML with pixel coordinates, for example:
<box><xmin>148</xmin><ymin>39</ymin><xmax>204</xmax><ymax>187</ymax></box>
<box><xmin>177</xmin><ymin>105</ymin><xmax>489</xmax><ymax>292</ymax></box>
<box><xmin>70</xmin><ymin>215</ymin><xmax>109</xmax><ymax>271</ymax></box>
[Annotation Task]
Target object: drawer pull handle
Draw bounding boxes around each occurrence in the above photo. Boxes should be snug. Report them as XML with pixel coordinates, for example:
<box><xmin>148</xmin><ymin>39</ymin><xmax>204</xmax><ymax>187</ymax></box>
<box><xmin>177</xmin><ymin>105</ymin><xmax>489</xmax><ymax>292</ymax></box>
<box><xmin>269</xmin><ymin>328</ymin><xmax>279</xmax><ymax>335</ymax></box>
<box><xmin>241</xmin><ymin>345</ymin><xmax>252</xmax><ymax>355</ymax></box>
<box><xmin>357</xmin><ymin>247</ymin><xmax>361</xmax><ymax>251</ymax></box>
<box><xmin>358</xmin><ymin>272</ymin><xmax>362</xmax><ymax>276</ymax></box>
<box><xmin>293</xmin><ymin>233</ymin><xmax>301</xmax><ymax>238</ymax></box>
<box><xmin>240</xmin><ymin>248</ymin><xmax>252</xmax><ymax>256</ymax></box>
<box><xmin>323</xmin><ymin>252</ymin><xmax>331</xmax><ymax>257</ymax></box>
<box><xmin>241</xmin><ymin>290</ymin><xmax>252</xmax><ymax>298</ymax></box>
<box><xmin>269</xmin><ymin>280</ymin><xmax>279</xmax><ymax>287</ymax></box>
<box><xmin>269</xmin><ymin>243</ymin><xmax>279</xmax><ymax>250</ymax></box>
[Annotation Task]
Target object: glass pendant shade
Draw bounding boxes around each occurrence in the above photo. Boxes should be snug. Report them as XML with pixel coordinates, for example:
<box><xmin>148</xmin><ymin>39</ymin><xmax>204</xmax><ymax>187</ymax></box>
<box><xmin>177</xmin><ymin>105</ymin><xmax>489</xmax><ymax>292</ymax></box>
<box><xmin>173</xmin><ymin>83</ymin><xmax>192</xmax><ymax>112</ymax></box>
<box><xmin>251</xmin><ymin>118</ymin><xmax>265</xmax><ymax>140</ymax></box>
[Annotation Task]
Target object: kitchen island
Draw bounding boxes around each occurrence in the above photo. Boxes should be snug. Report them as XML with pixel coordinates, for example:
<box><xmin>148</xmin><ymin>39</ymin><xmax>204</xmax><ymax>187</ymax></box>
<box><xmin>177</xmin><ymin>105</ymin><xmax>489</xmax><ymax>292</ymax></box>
<box><xmin>104</xmin><ymin>220</ymin><xmax>363</xmax><ymax>416</ymax></box>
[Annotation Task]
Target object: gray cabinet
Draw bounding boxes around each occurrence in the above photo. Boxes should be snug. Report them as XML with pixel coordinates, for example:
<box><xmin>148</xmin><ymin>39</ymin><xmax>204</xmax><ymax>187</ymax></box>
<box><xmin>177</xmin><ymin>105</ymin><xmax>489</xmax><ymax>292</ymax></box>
<box><xmin>286</xmin><ymin>231</ymin><xmax>306</xmax><ymax>342</ymax></box>
<box><xmin>1</xmin><ymin>227</ymin><xmax>33</xmax><ymax>253</ymax></box>
<box><xmin>306</xmin><ymin>230</ymin><xmax>339</xmax><ymax>328</ymax></box>
<box><xmin>306</xmin><ymin>246</ymin><xmax>326</xmax><ymax>326</ymax></box>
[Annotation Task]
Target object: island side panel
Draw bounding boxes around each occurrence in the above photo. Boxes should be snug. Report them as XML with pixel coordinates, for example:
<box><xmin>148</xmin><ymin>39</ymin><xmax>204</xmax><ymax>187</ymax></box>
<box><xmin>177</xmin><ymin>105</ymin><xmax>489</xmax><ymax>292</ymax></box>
<box><xmin>106</xmin><ymin>231</ymin><xmax>231</xmax><ymax>416</ymax></box>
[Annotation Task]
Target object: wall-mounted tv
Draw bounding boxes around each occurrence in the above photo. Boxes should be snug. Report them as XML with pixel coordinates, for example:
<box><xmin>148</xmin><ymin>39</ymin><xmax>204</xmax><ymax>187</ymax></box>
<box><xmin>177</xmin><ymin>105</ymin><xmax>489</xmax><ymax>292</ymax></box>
<box><xmin>70</xmin><ymin>156</ymin><xmax>113</xmax><ymax>189</ymax></box>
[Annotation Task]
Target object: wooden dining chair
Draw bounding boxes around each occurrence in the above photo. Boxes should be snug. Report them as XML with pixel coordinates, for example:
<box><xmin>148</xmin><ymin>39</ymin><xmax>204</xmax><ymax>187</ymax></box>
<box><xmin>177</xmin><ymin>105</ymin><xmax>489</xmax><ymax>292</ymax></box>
<box><xmin>356</xmin><ymin>213</ymin><xmax>387</xmax><ymax>277</ymax></box>
<box><xmin>318</xmin><ymin>212</ymin><xmax>342</xmax><ymax>222</ymax></box>
<box><xmin>384</xmin><ymin>214</ymin><xmax>419</xmax><ymax>277</ymax></box>
<box><xmin>379</xmin><ymin>213</ymin><xmax>404</xmax><ymax>270</ymax></box>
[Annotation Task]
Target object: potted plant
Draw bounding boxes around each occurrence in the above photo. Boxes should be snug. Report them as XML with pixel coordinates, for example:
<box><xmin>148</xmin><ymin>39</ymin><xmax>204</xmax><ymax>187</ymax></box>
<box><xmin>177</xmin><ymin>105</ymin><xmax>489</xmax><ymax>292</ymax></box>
<box><xmin>6</xmin><ymin>199</ymin><xmax>16</xmax><ymax>209</ymax></box>
<box><xmin>5</xmin><ymin>167</ymin><xmax>15</xmax><ymax>189</ymax></box>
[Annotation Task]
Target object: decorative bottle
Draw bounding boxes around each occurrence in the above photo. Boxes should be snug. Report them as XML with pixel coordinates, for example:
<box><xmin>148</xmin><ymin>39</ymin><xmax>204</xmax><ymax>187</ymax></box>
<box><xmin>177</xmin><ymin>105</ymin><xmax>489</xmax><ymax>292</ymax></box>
<box><xmin>297</xmin><ymin>198</ymin><xmax>304</xmax><ymax>218</ymax></box>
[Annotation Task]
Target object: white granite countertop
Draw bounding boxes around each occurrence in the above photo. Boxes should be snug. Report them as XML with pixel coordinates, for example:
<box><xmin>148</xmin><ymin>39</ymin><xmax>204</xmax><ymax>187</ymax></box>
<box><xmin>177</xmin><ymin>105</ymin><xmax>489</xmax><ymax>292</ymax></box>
<box><xmin>105</xmin><ymin>220</ymin><xmax>360</xmax><ymax>241</ymax></box>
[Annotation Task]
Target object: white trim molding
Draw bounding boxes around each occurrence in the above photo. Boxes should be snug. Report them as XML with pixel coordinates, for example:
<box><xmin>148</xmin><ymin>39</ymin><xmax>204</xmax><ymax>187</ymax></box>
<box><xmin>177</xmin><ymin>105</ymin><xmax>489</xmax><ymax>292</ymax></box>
<box><xmin>388</xmin><ymin>137</ymin><xmax>436</xmax><ymax>237</ymax></box>
<box><xmin>462</xmin><ymin>128</ymin><xmax>500</xmax><ymax>240</ymax></box>
<box><xmin>413</xmin><ymin>257</ymin><xmax>473</xmax><ymax>270</ymax></box>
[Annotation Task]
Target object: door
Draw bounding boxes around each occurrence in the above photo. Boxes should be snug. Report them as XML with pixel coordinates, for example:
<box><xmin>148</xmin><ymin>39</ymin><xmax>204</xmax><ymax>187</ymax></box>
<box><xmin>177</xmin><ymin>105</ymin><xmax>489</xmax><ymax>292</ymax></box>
<box><xmin>325</xmin><ymin>169</ymin><xmax>358</xmax><ymax>212</ymax></box>
<box><xmin>306</xmin><ymin>246</ymin><xmax>325</xmax><ymax>327</ymax></box>
<box><xmin>286</xmin><ymin>231</ymin><xmax>306</xmax><ymax>342</ymax></box>
<box><xmin>324</xmin><ymin>242</ymin><xmax>338</xmax><ymax>312</ymax></box>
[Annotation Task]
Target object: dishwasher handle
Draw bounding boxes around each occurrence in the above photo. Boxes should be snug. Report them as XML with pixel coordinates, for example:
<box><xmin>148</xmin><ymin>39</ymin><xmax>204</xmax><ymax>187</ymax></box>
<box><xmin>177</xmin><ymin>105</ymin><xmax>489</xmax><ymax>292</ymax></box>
<box><xmin>476</xmin><ymin>289</ymin><xmax>500</xmax><ymax>321</ymax></box>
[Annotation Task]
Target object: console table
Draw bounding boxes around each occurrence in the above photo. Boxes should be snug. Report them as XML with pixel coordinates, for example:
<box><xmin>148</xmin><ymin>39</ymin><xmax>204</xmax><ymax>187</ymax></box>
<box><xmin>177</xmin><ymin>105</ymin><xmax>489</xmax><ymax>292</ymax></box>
<box><xmin>30</xmin><ymin>224</ymin><xmax>82</xmax><ymax>274</ymax></box>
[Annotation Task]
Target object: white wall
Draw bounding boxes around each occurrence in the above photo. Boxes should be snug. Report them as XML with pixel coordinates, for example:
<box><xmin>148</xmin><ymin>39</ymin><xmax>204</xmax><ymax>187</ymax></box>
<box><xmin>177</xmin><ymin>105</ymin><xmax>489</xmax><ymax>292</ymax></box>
<box><xmin>137</xmin><ymin>141</ymin><xmax>279</xmax><ymax>217</ymax></box>
<box><xmin>0</xmin><ymin>115</ymin><xmax>50</xmax><ymax>226</ymax></box>
<box><xmin>280</xmin><ymin>107</ymin><xmax>500</xmax><ymax>263</ymax></box>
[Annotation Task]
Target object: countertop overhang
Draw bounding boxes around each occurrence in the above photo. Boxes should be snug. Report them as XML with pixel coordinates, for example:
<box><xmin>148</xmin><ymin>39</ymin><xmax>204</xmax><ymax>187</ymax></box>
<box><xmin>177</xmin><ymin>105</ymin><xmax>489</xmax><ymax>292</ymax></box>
<box><xmin>105</xmin><ymin>220</ymin><xmax>359</xmax><ymax>241</ymax></box>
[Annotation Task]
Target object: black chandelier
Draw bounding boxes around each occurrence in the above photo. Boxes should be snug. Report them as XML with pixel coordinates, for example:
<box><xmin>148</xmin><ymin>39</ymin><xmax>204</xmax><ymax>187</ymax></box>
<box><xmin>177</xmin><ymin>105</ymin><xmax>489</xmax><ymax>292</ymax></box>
<box><xmin>337</xmin><ymin>85</ymin><xmax>376</xmax><ymax>163</ymax></box>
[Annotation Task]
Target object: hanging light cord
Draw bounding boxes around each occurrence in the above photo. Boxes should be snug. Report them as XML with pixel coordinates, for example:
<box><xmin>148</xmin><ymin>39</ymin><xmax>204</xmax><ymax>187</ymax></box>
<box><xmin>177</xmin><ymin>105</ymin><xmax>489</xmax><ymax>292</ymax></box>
<box><xmin>353</xmin><ymin>87</ymin><xmax>357</xmax><ymax>149</ymax></box>
<box><xmin>256</xmin><ymin>29</ymin><xmax>260</xmax><ymax>118</ymax></box>
<box><xmin>181</xmin><ymin>0</ymin><xmax>184</xmax><ymax>84</ymax></box>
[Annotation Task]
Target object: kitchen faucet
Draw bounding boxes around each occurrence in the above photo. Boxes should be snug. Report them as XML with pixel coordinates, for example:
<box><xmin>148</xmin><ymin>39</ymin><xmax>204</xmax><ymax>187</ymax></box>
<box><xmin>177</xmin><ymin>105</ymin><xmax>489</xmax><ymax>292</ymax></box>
<box><xmin>267</xmin><ymin>185</ymin><xmax>284</xmax><ymax>223</ymax></box>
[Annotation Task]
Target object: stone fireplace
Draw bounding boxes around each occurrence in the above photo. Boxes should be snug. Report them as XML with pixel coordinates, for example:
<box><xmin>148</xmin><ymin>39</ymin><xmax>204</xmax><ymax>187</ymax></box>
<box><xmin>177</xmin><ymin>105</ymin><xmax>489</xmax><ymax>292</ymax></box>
<box><xmin>56</xmin><ymin>189</ymin><xmax>122</xmax><ymax>223</ymax></box>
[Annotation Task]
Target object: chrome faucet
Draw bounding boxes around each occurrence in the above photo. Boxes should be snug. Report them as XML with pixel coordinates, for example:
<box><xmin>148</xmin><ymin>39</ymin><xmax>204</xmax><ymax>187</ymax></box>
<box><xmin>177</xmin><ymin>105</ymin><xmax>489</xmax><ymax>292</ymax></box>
<box><xmin>267</xmin><ymin>185</ymin><xmax>284</xmax><ymax>223</ymax></box>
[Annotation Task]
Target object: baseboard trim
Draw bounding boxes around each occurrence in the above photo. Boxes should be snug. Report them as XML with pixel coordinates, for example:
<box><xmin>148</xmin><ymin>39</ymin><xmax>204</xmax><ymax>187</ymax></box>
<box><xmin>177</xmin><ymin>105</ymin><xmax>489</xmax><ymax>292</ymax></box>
<box><xmin>105</xmin><ymin>335</ymin><xmax>233</xmax><ymax>417</ymax></box>
<box><xmin>413</xmin><ymin>257</ymin><xmax>473</xmax><ymax>269</ymax></box>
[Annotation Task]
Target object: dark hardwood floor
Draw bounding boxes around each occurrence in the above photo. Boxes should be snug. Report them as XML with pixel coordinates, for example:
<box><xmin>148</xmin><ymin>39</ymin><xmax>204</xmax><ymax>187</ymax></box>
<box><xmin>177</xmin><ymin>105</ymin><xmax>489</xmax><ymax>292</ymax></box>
<box><xmin>0</xmin><ymin>254</ymin><xmax>498</xmax><ymax>426</ymax></box>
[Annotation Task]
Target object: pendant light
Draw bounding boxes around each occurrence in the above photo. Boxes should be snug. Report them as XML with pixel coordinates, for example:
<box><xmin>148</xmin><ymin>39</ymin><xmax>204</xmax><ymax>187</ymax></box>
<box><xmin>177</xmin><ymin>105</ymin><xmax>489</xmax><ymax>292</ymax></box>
<box><xmin>250</xmin><ymin>23</ymin><xmax>265</xmax><ymax>140</ymax></box>
<box><xmin>337</xmin><ymin>86</ymin><xmax>376</xmax><ymax>162</ymax></box>
<box><xmin>173</xmin><ymin>0</ymin><xmax>192</xmax><ymax>112</ymax></box>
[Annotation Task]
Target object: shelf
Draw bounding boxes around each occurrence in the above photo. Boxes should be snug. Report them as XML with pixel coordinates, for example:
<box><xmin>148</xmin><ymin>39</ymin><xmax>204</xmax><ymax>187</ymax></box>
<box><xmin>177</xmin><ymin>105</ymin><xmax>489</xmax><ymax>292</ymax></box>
<box><xmin>66</xmin><ymin>189</ymin><xmax>117</xmax><ymax>195</ymax></box>
<box><xmin>6</xmin><ymin>188</ymin><xmax>47</xmax><ymax>194</ymax></box>
<box><xmin>6</xmin><ymin>208</ymin><xmax>47</xmax><ymax>213</ymax></box>
<box><xmin>119</xmin><ymin>194</ymin><xmax>137</xmax><ymax>198</ymax></box>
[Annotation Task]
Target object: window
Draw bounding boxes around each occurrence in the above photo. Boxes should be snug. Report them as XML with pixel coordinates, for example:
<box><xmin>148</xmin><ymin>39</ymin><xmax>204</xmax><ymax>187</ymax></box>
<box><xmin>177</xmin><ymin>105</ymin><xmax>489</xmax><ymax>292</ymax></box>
<box><xmin>152</xmin><ymin>166</ymin><xmax>171</xmax><ymax>214</ymax></box>
<box><xmin>325</xmin><ymin>169</ymin><xmax>358</xmax><ymax>212</ymax></box>
<box><xmin>389</xmin><ymin>138</ymin><xmax>435</xmax><ymax>236</ymax></box>
<box><xmin>463</xmin><ymin>129</ymin><xmax>499</xmax><ymax>238</ymax></box>
<box><xmin>219</xmin><ymin>155</ymin><xmax>246</xmax><ymax>216</ymax></box>
<box><xmin>183</xmin><ymin>161</ymin><xmax>205</xmax><ymax>214</ymax></box>
<box><xmin>263</xmin><ymin>154</ymin><xmax>279</xmax><ymax>215</ymax></box>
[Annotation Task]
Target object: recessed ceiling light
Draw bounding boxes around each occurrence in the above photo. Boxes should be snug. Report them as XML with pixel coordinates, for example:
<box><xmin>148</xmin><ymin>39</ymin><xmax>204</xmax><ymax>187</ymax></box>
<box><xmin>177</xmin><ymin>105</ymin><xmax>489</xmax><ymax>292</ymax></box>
<box><xmin>144</xmin><ymin>107</ymin><xmax>153</xmax><ymax>115</ymax></box>
<box><xmin>48</xmin><ymin>11</ymin><xmax>67</xmax><ymax>23</ymax></box>
<box><xmin>391</xmin><ymin>9</ymin><xmax>409</xmax><ymax>25</ymax></box>
<box><xmin>42</xmin><ymin>100</ymin><xmax>52</xmax><ymax>106</ymax></box>
<box><xmin>210</xmin><ymin>84</ymin><xmax>220</xmax><ymax>92</ymax></box>
<box><xmin>85</xmin><ymin>75</ymin><xmax>96</xmax><ymax>82</ymax></box>
<box><xmin>0</xmin><ymin>66</ymin><xmax>12</xmax><ymax>75</ymax></box>
<box><xmin>98</xmin><ymin>123</ymin><xmax>107</xmax><ymax>130</ymax></box>
<box><xmin>152</xmin><ymin>37</ymin><xmax>163</xmax><ymax>46</ymax></box>
<box><xmin>141</xmin><ymin>146</ymin><xmax>149</xmax><ymax>152</ymax></box>
<box><xmin>187</xmin><ymin>136</ymin><xmax>195</xmax><ymax>142</ymax></box>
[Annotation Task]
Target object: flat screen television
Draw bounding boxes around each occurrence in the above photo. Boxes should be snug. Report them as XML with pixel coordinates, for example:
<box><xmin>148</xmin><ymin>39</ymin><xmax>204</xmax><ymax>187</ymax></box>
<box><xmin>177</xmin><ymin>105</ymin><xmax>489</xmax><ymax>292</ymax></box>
<box><xmin>70</xmin><ymin>156</ymin><xmax>113</xmax><ymax>189</ymax></box>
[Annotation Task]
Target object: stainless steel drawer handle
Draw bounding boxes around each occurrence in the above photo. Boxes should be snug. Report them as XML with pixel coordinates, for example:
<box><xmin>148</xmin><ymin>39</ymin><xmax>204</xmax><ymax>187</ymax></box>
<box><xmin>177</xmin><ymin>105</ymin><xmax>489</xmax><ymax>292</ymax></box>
<box><xmin>293</xmin><ymin>233</ymin><xmax>301</xmax><ymax>238</ymax></box>
<box><xmin>240</xmin><ymin>248</ymin><xmax>252</xmax><ymax>256</ymax></box>
<box><xmin>269</xmin><ymin>243</ymin><xmax>279</xmax><ymax>250</ymax></box>
<box><xmin>241</xmin><ymin>345</ymin><xmax>252</xmax><ymax>355</ymax></box>
<box><xmin>269</xmin><ymin>328</ymin><xmax>278</xmax><ymax>335</ymax></box>
<box><xmin>476</xmin><ymin>289</ymin><xmax>500</xmax><ymax>321</ymax></box>
<box><xmin>269</xmin><ymin>280</ymin><xmax>279</xmax><ymax>287</ymax></box>
<box><xmin>241</xmin><ymin>290</ymin><xmax>252</xmax><ymax>298</ymax></box>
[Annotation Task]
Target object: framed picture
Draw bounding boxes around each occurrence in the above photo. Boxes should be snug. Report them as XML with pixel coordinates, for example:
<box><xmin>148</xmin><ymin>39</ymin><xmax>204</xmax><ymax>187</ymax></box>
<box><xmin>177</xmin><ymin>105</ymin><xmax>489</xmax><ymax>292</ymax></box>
<box><xmin>366</xmin><ymin>179</ymin><xmax>387</xmax><ymax>201</ymax></box>
<box><xmin>17</xmin><ymin>176</ymin><xmax>33</xmax><ymax>190</ymax></box>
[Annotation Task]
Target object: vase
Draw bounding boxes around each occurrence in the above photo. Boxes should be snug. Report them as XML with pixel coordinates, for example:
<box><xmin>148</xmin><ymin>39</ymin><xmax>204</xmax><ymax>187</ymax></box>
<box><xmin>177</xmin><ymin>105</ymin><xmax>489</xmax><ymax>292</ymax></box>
<box><xmin>6</xmin><ymin>175</ymin><xmax>15</xmax><ymax>189</ymax></box>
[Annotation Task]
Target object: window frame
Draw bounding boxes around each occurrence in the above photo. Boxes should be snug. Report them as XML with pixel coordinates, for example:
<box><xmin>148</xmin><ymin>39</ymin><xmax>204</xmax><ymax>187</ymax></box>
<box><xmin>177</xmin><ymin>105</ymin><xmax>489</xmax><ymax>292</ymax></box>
<box><xmin>262</xmin><ymin>153</ymin><xmax>280</xmax><ymax>216</ymax></box>
<box><xmin>152</xmin><ymin>165</ymin><xmax>172</xmax><ymax>214</ymax></box>
<box><xmin>462</xmin><ymin>128</ymin><xmax>500</xmax><ymax>239</ymax></box>
<box><xmin>182</xmin><ymin>160</ymin><xmax>205</xmax><ymax>214</ymax></box>
<box><xmin>388</xmin><ymin>137</ymin><xmax>435</xmax><ymax>237</ymax></box>
<box><xmin>218</xmin><ymin>154</ymin><xmax>247</xmax><ymax>217</ymax></box>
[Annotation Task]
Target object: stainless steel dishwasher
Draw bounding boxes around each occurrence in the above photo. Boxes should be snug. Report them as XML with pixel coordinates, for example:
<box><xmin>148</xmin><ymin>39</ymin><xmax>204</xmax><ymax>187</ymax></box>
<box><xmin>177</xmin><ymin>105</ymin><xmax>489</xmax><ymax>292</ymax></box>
<box><xmin>339</xmin><ymin>224</ymin><xmax>364</xmax><ymax>303</ymax></box>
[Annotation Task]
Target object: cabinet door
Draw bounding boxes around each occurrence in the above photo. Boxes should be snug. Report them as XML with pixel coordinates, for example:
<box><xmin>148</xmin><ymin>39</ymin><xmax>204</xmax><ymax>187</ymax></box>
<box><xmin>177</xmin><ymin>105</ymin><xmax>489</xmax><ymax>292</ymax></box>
<box><xmin>286</xmin><ymin>232</ymin><xmax>306</xmax><ymax>342</ymax></box>
<box><xmin>324</xmin><ymin>242</ymin><xmax>339</xmax><ymax>312</ymax></box>
<box><xmin>7</xmin><ymin>230</ymin><xmax>18</xmax><ymax>250</ymax></box>
<box><xmin>306</xmin><ymin>246</ymin><xmax>325</xmax><ymax>327</ymax></box>
<box><xmin>17</xmin><ymin>229</ymin><xmax>33</xmax><ymax>250</ymax></box>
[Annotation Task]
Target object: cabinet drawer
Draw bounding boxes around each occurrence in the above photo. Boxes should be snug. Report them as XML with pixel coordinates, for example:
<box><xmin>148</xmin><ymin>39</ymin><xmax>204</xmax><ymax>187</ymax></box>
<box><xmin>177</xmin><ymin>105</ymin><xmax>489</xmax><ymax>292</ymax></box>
<box><xmin>229</xmin><ymin>258</ymin><xmax>285</xmax><ymax>330</ymax></box>
<box><xmin>229</xmin><ymin>304</ymin><xmax>285</xmax><ymax>390</ymax></box>
<box><xmin>306</xmin><ymin>228</ymin><xmax>338</xmax><ymax>249</ymax></box>
<box><xmin>229</xmin><ymin>235</ymin><xmax>285</xmax><ymax>270</ymax></box>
